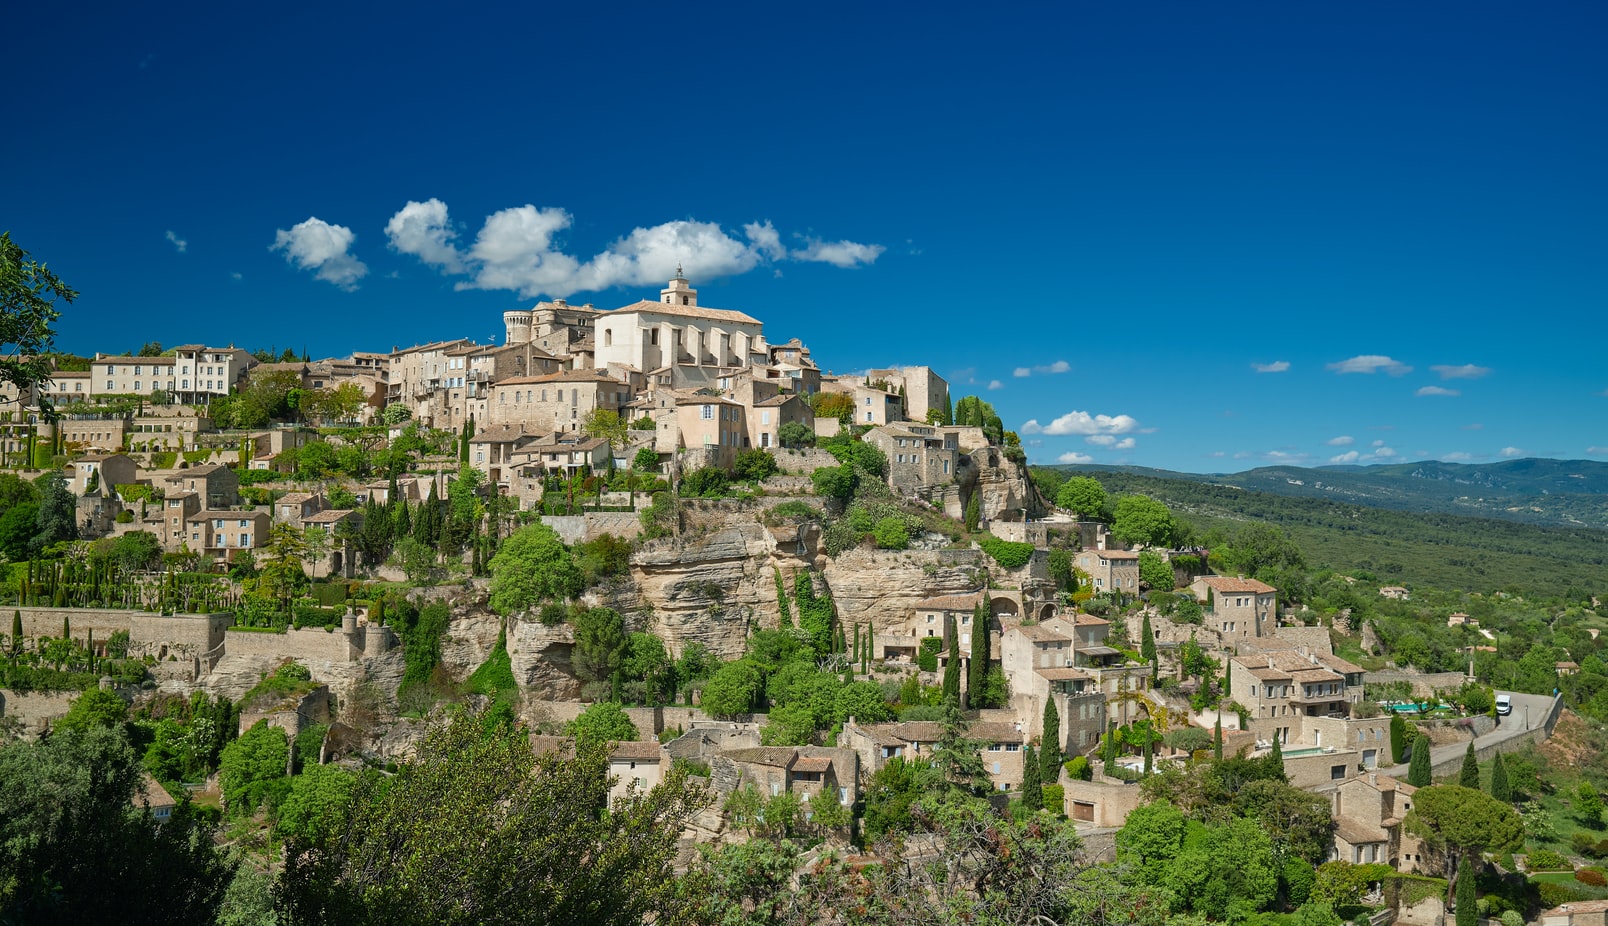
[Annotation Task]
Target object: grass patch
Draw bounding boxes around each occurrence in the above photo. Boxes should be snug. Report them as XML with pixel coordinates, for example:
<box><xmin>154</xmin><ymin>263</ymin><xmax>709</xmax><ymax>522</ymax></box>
<box><xmin>465</xmin><ymin>625</ymin><xmax>517</xmax><ymax>704</ymax></box>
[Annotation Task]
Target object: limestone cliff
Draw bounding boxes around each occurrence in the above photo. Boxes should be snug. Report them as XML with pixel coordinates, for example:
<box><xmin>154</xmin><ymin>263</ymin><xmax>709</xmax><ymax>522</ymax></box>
<box><xmin>958</xmin><ymin>446</ymin><xmax>1049</xmax><ymax>522</ymax></box>
<box><xmin>822</xmin><ymin>548</ymin><xmax>986</xmax><ymax>631</ymax></box>
<box><xmin>629</xmin><ymin>523</ymin><xmax>778</xmax><ymax>660</ymax></box>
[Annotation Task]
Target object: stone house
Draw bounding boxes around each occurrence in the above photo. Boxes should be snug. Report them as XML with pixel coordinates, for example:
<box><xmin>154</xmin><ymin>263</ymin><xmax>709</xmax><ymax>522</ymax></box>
<box><xmin>385</xmin><ymin>338</ymin><xmax>474</xmax><ymax>426</ymax></box>
<box><xmin>301</xmin><ymin>509</ymin><xmax>363</xmax><ymax>578</ymax></box>
<box><xmin>1227</xmin><ymin>648</ymin><xmax>1367</xmax><ymax>747</ymax></box>
<box><xmin>42</xmin><ymin>370</ymin><xmax>91</xmax><ymax>404</ymax></box>
<box><xmin>150</xmin><ymin>491</ymin><xmax>202</xmax><ymax>550</ymax></box>
<box><xmin>863</xmin><ymin>423</ymin><xmax>959</xmax><ymax>493</ymax></box>
<box><xmin>1191</xmin><ymin>575</ymin><xmax>1279</xmax><ymax>639</ymax></box>
<box><xmin>876</xmin><ymin>591</ymin><xmax>986</xmax><ymax>663</ymax></box>
<box><xmin>841</xmin><ymin>719</ymin><xmax>1024</xmax><ymax>793</ymax></box>
<box><xmin>55</xmin><ymin>414</ymin><xmax>129</xmax><ymax>453</ymax></box>
<box><xmin>1330</xmin><ymin>772</ymin><xmax>1426</xmax><ymax>870</ymax></box>
<box><xmin>134</xmin><ymin>772</ymin><xmax>177</xmax><ymax>823</ymax></box>
<box><xmin>67</xmin><ymin>453</ymin><xmax>137</xmax><ymax>497</ymax></box>
<box><xmin>273</xmin><ymin>492</ymin><xmax>326</xmax><ymax>525</ymax></box>
<box><xmin>468</xmin><ymin>423</ymin><xmax>550</xmax><ymax>488</ymax></box>
<box><xmin>486</xmin><ymin>369</ymin><xmax>631</xmax><ymax>434</ymax></box>
<box><xmin>1076</xmin><ymin>549</ymin><xmax>1140</xmax><ymax>595</ymax></box>
<box><xmin>716</xmin><ymin>745</ymin><xmax>858</xmax><ymax>808</ymax></box>
<box><xmin>511</xmin><ymin>434</ymin><xmax>610</xmax><ymax>479</ymax></box>
<box><xmin>91</xmin><ymin>355</ymin><xmax>183</xmax><ymax>397</ymax></box>
<box><xmin>672</xmin><ymin>395</ymin><xmax>748</xmax><ymax>469</ymax></box>
<box><xmin>165</xmin><ymin>463</ymin><xmax>240</xmax><ymax>509</ymax></box>
<box><xmin>589</xmin><ymin>275</ymin><xmax>768</xmax><ymax>381</ymax></box>
<box><xmin>185</xmin><ymin>510</ymin><xmax>270</xmax><ymax>563</ymax></box>
<box><xmin>169</xmin><ymin>345</ymin><xmax>257</xmax><ymax>406</ymax></box>
<box><xmin>865</xmin><ymin>365</ymin><xmax>949</xmax><ymax>426</ymax></box>
<box><xmin>1541</xmin><ymin>901</ymin><xmax>1608</xmax><ymax>926</ymax></box>
<box><xmin>609</xmin><ymin>740</ymin><xmax>666</xmax><ymax>805</ymax></box>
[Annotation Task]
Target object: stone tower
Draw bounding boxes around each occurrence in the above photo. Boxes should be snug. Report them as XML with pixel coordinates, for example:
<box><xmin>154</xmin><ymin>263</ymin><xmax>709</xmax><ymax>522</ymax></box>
<box><xmin>503</xmin><ymin>308</ymin><xmax>533</xmax><ymax>345</ymax></box>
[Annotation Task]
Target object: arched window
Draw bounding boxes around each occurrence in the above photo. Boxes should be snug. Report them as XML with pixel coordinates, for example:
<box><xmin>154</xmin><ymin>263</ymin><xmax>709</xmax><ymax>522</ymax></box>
<box><xmin>603</xmin><ymin>328</ymin><xmax>612</xmax><ymax>347</ymax></box>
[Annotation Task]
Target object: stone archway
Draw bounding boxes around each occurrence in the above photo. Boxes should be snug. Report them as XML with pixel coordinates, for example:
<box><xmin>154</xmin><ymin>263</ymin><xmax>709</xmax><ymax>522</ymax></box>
<box><xmin>989</xmin><ymin>595</ymin><xmax>1020</xmax><ymax>621</ymax></box>
<box><xmin>1038</xmin><ymin>602</ymin><xmax>1056</xmax><ymax>622</ymax></box>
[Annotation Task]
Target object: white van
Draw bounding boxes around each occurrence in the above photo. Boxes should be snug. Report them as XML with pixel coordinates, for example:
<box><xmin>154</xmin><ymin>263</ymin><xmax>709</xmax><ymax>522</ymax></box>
<box><xmin>1495</xmin><ymin>694</ymin><xmax>1512</xmax><ymax>715</ymax></box>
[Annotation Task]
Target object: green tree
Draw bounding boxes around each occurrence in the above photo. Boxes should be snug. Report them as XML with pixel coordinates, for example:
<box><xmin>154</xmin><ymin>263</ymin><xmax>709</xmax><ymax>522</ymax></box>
<box><xmin>777</xmin><ymin>420</ymin><xmax>814</xmax><ymax>449</ymax></box>
<box><xmin>1455</xmin><ymin>851</ymin><xmax>1477</xmax><ymax>926</ymax></box>
<box><xmin>9</xmin><ymin>609</ymin><xmax>20</xmax><ymax>655</ymax></box>
<box><xmin>1022</xmin><ymin>742</ymin><xmax>1043</xmax><ymax>809</ymax></box>
<box><xmin>260</xmin><ymin>522</ymin><xmax>309</xmax><ymax>610</ymax></box>
<box><xmin>1056</xmin><ymin>476</ymin><xmax>1107</xmax><ymax>519</ymax></box>
<box><xmin>565</xmin><ymin>701</ymin><xmax>640</xmax><ymax>746</ymax></box>
<box><xmin>218</xmin><ymin>719</ymin><xmax>291</xmax><ymax>817</ymax></box>
<box><xmin>942</xmin><ymin>614</ymin><xmax>961</xmax><ymax>704</ymax></box>
<box><xmin>732</xmin><ymin>448</ymin><xmax>778</xmax><ymax>483</ymax></box>
<box><xmin>1139</xmin><ymin>550</ymin><xmax>1174</xmax><ymax>591</ymax></box>
<box><xmin>967</xmin><ymin>603</ymin><xmax>990</xmax><ymax>703</ymax></box>
<box><xmin>487</xmin><ymin>523</ymin><xmax>584</xmax><ymax>615</ymax></box>
<box><xmin>1489</xmin><ymin>752</ymin><xmax>1511</xmax><ymax>802</ymax></box>
<box><xmin>111</xmin><ymin>529</ymin><xmax>163</xmax><ymax>573</ymax></box>
<box><xmin>1408</xmin><ymin>734</ymin><xmax>1432</xmax><ymax>787</ymax></box>
<box><xmin>1404</xmin><ymin>784</ymin><xmax>1525</xmax><ymax>904</ymax></box>
<box><xmin>964</xmin><ymin>492</ymin><xmax>980</xmax><ymax>532</ymax></box>
<box><xmin>276</xmin><ymin>762</ymin><xmax>359</xmax><ymax>847</ymax></box>
<box><xmin>700</xmin><ymin>660</ymin><xmax>761</xmax><ymax>718</ymax></box>
<box><xmin>54</xmin><ymin>686</ymin><xmax>128</xmax><ymax>734</ymax></box>
<box><xmin>277</xmin><ymin>707</ymin><xmax>707</xmax><ymax>926</ymax></box>
<box><xmin>1459</xmin><ymin>741</ymin><xmax>1480</xmax><ymax>789</ymax></box>
<box><xmin>1578</xmin><ymin>781</ymin><xmax>1604</xmax><ymax>828</ymax></box>
<box><xmin>1117</xmin><ymin>799</ymin><xmax>1187</xmax><ymax>887</ymax></box>
<box><xmin>1389</xmin><ymin>714</ymin><xmax>1409</xmax><ymax>764</ymax></box>
<box><xmin>0</xmin><ymin>232</ymin><xmax>77</xmax><ymax>418</ymax></box>
<box><xmin>810</xmin><ymin>464</ymin><xmax>857</xmax><ymax>501</ymax></box>
<box><xmin>1164</xmin><ymin>816</ymin><xmax>1279</xmax><ymax>920</ymax></box>
<box><xmin>632</xmin><ymin>446</ymin><xmax>659</xmax><ymax>472</ymax></box>
<box><xmin>760</xmin><ymin>702</ymin><xmax>816</xmax><ymax>746</ymax></box>
<box><xmin>33</xmin><ymin>469</ymin><xmax>78</xmax><ymax>551</ymax></box>
<box><xmin>1112</xmin><ymin>494</ymin><xmax>1175</xmax><ymax>549</ymax></box>
<box><xmin>572</xmin><ymin>607</ymin><xmax>627</xmax><ymax>697</ymax></box>
<box><xmin>1042</xmin><ymin>697</ymin><xmax>1062</xmax><ymax>780</ymax></box>
<box><xmin>1140</xmin><ymin>611</ymin><xmax>1157</xmax><ymax>664</ymax></box>
<box><xmin>581</xmin><ymin>408</ymin><xmax>628</xmax><ymax>456</ymax></box>
<box><xmin>0</xmin><ymin>726</ymin><xmax>233</xmax><ymax>924</ymax></box>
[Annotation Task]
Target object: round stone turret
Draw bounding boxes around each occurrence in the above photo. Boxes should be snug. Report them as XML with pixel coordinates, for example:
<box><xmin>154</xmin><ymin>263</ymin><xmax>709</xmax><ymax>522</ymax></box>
<box><xmin>503</xmin><ymin>309</ymin><xmax>533</xmax><ymax>345</ymax></box>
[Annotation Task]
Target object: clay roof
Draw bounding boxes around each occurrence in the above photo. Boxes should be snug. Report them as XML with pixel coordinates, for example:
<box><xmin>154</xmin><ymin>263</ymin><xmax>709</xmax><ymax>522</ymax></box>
<box><xmin>133</xmin><ymin>773</ymin><xmax>176</xmax><ymax>813</ymax></box>
<box><xmin>881</xmin><ymin>722</ymin><xmax>943</xmax><ymax>744</ymax></box>
<box><xmin>1314</xmin><ymin>652</ymin><xmax>1365</xmax><ymax>674</ymax></box>
<box><xmin>723</xmin><ymin>746</ymin><xmax>799</xmax><ymax>768</ymax></box>
<box><xmin>602</xmin><ymin>299</ymin><xmax>762</xmax><ymax>326</ymax></box>
<box><xmin>1094</xmin><ymin>550</ymin><xmax>1140</xmax><ymax>560</ymax></box>
<box><xmin>913</xmin><ymin>592</ymin><xmax>984</xmax><ymax>611</ymax></box>
<box><xmin>1334</xmin><ymin>818</ymin><xmax>1387</xmax><ymax>846</ymax></box>
<box><xmin>1016</xmin><ymin>624</ymin><xmax>1073</xmax><ymax>644</ymax></box>
<box><xmin>529</xmin><ymin>734</ymin><xmax>576</xmax><ymax>758</ymax></box>
<box><xmin>495</xmin><ymin>369</ymin><xmax>626</xmax><ymax>387</ymax></box>
<box><xmin>469</xmin><ymin>423</ymin><xmax>549</xmax><ymax>443</ymax></box>
<box><xmin>170</xmin><ymin>463</ymin><xmax>229</xmax><ymax>477</ymax></box>
<box><xmin>755</xmin><ymin>395</ymin><xmax>795</xmax><ymax>407</ymax></box>
<box><xmin>1542</xmin><ymin>901</ymin><xmax>1608</xmax><ymax>917</ymax></box>
<box><xmin>190</xmin><ymin>509</ymin><xmax>267</xmax><ymax>522</ymax></box>
<box><xmin>1073</xmin><ymin>614</ymin><xmax>1110</xmax><ymax>626</ymax></box>
<box><xmin>610</xmin><ymin>740</ymin><xmax>664</xmax><ymax>761</ymax></box>
<box><xmin>1238</xmin><ymin>662</ymin><xmax>1293</xmax><ymax>681</ymax></box>
<box><xmin>302</xmin><ymin>508</ymin><xmax>358</xmax><ymax>524</ymax></box>
<box><xmin>1034</xmin><ymin>666</ymin><xmax>1091</xmax><ymax>681</ymax></box>
<box><xmin>1200</xmin><ymin>576</ymin><xmax>1277</xmax><ymax>594</ymax></box>
<box><xmin>967</xmin><ymin>722</ymin><xmax>1025</xmax><ymax>743</ymax></box>
<box><xmin>790</xmin><ymin>756</ymin><xmax>832</xmax><ymax>774</ymax></box>
<box><xmin>277</xmin><ymin>493</ymin><xmax>318</xmax><ymax>505</ymax></box>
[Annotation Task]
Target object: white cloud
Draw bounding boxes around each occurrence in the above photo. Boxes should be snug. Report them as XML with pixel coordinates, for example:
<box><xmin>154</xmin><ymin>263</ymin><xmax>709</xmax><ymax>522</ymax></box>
<box><xmin>789</xmin><ymin>236</ymin><xmax>885</xmax><ymax>268</ymax></box>
<box><xmin>1501</xmin><ymin>446</ymin><xmax>1524</xmax><ymax>458</ymax></box>
<box><xmin>1587</xmin><ymin>447</ymin><xmax>1608</xmax><ymax>455</ymax></box>
<box><xmin>1019</xmin><ymin>411</ymin><xmax>1141</xmax><ymax>438</ymax></box>
<box><xmin>271</xmin><ymin>217</ymin><xmax>368</xmax><ymax>290</ymax></box>
<box><xmin>1114</xmin><ymin>437</ymin><xmax>1136</xmax><ymax>450</ymax></box>
<box><xmin>1373</xmin><ymin>446</ymin><xmax>1398</xmax><ymax>459</ymax></box>
<box><xmin>229</xmin><ymin>272</ymin><xmax>242</xmax><ymax>281</ymax></box>
<box><xmin>384</xmin><ymin>200</ymin><xmax>881</xmax><ymax>298</ymax></box>
<box><xmin>1056</xmin><ymin>452</ymin><xmax>1093</xmax><ymax>464</ymax></box>
<box><xmin>165</xmin><ymin>230</ymin><xmax>187</xmax><ymax>253</ymax></box>
<box><xmin>1431</xmin><ymin>363</ymin><xmax>1491</xmax><ymax>380</ymax></box>
<box><xmin>1329</xmin><ymin>451</ymin><xmax>1360</xmax><ymax>464</ymax></box>
<box><xmin>1332</xmin><ymin>444</ymin><xmax>1396</xmax><ymax>464</ymax></box>
<box><xmin>1327</xmin><ymin>355</ymin><xmax>1412</xmax><ymax>376</ymax></box>
<box><xmin>1252</xmin><ymin>361</ymin><xmax>1290</xmax><ymax>373</ymax></box>
<box><xmin>1327</xmin><ymin>435</ymin><xmax>1354</xmax><ymax>446</ymax></box>
<box><xmin>986</xmin><ymin>380</ymin><xmax>1003</xmax><ymax>390</ymax></box>
<box><xmin>1265</xmin><ymin>451</ymin><xmax>1309</xmax><ymax>463</ymax></box>
<box><xmin>1443</xmin><ymin>452</ymin><xmax>1473</xmax><ymax>461</ymax></box>
<box><xmin>384</xmin><ymin>198</ymin><xmax>465</xmax><ymax>273</ymax></box>
<box><xmin>1415</xmin><ymin>386</ymin><xmax>1461</xmax><ymax>397</ymax></box>
<box><xmin>1462</xmin><ymin>423</ymin><xmax>1484</xmax><ymax>430</ymax></box>
<box><xmin>1014</xmin><ymin>360</ymin><xmax>1071</xmax><ymax>378</ymax></box>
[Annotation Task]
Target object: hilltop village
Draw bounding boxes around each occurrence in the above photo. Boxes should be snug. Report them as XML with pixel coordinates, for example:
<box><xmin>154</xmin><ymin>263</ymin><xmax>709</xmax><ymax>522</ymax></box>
<box><xmin>3</xmin><ymin>274</ymin><xmax>1604</xmax><ymax>926</ymax></box>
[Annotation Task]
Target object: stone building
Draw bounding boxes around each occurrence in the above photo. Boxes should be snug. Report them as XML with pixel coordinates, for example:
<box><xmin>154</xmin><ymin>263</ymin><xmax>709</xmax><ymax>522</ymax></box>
<box><xmin>1076</xmin><ymin>549</ymin><xmax>1140</xmax><ymax>595</ymax></box>
<box><xmin>864</xmin><ymin>422</ymin><xmax>959</xmax><ymax>493</ymax></box>
<box><xmin>486</xmin><ymin>369</ymin><xmax>630</xmax><ymax>434</ymax></box>
<box><xmin>1191</xmin><ymin>575</ymin><xmax>1279</xmax><ymax>639</ymax></box>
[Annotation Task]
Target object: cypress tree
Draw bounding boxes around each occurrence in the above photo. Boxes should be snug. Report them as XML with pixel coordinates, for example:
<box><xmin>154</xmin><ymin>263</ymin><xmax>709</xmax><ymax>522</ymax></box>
<box><xmin>852</xmin><ymin>624</ymin><xmax>860</xmax><ymax>661</ymax></box>
<box><xmin>10</xmin><ymin>610</ymin><xmax>21</xmax><ymax>655</ymax></box>
<box><xmin>942</xmin><ymin>614</ymin><xmax>961</xmax><ymax>704</ymax></box>
<box><xmin>1490</xmin><ymin>751</ymin><xmax>1512</xmax><ymax>802</ymax></box>
<box><xmin>1041</xmin><ymin>698</ymin><xmax>1062</xmax><ymax>781</ymax></box>
<box><xmin>1140</xmin><ymin>612</ymin><xmax>1156</xmax><ymax>665</ymax></box>
<box><xmin>62</xmin><ymin>615</ymin><xmax>70</xmax><ymax>640</ymax></box>
<box><xmin>1455</xmin><ymin>856</ymin><xmax>1477</xmax><ymax>926</ymax></box>
<box><xmin>1266</xmin><ymin>734</ymin><xmax>1285</xmax><ymax>781</ymax></box>
<box><xmin>968</xmin><ymin>603</ymin><xmax>989</xmax><ymax>705</ymax></box>
<box><xmin>1408</xmin><ymin>734</ymin><xmax>1432</xmax><ymax>787</ymax></box>
<box><xmin>1390</xmin><ymin>714</ymin><xmax>1409</xmax><ymax>764</ymax></box>
<box><xmin>393</xmin><ymin>499</ymin><xmax>412</xmax><ymax>541</ymax></box>
<box><xmin>1214</xmin><ymin>715</ymin><xmax>1224</xmax><ymax>760</ymax></box>
<box><xmin>1022</xmin><ymin>743</ymin><xmax>1042</xmax><ymax>809</ymax></box>
<box><xmin>1143</xmin><ymin>735</ymin><xmax>1153</xmax><ymax>775</ymax></box>
<box><xmin>964</xmin><ymin>493</ymin><xmax>980</xmax><ymax>533</ymax></box>
<box><xmin>1459</xmin><ymin>740</ymin><xmax>1480</xmax><ymax>788</ymax></box>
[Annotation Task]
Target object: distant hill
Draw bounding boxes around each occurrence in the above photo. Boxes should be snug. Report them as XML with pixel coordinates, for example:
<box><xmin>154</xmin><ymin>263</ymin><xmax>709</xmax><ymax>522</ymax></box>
<box><xmin>1037</xmin><ymin>465</ymin><xmax>1608</xmax><ymax>595</ymax></box>
<box><xmin>1054</xmin><ymin>459</ymin><xmax>1608</xmax><ymax>530</ymax></box>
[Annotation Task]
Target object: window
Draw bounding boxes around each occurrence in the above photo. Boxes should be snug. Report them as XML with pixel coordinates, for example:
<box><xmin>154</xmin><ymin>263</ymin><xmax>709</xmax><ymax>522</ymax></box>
<box><xmin>701</xmin><ymin>405</ymin><xmax>714</xmax><ymax>420</ymax></box>
<box><xmin>1004</xmin><ymin>743</ymin><xmax>1020</xmax><ymax>752</ymax></box>
<box><xmin>865</xmin><ymin>411</ymin><xmax>872</xmax><ymax>422</ymax></box>
<box><xmin>134</xmin><ymin>381</ymin><xmax>140</xmax><ymax>391</ymax></box>
<box><xmin>1330</xmin><ymin>765</ymin><xmax>1346</xmax><ymax>781</ymax></box>
<box><xmin>106</xmin><ymin>381</ymin><xmax>114</xmax><ymax>390</ymax></box>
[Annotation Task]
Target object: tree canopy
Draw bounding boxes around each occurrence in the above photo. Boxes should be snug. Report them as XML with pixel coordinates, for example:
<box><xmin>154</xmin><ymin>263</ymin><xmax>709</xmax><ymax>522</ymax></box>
<box><xmin>487</xmin><ymin>523</ymin><xmax>584</xmax><ymax>615</ymax></box>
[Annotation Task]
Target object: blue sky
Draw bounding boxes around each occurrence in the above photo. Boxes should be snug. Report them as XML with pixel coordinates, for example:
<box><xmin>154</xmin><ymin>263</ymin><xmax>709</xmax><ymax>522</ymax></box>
<box><xmin>5</xmin><ymin>2</ymin><xmax>1605</xmax><ymax>473</ymax></box>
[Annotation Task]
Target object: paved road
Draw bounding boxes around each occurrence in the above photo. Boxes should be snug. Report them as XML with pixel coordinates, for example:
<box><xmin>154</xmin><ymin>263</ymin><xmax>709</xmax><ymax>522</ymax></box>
<box><xmin>1376</xmin><ymin>689</ymin><xmax>1556</xmax><ymax>777</ymax></box>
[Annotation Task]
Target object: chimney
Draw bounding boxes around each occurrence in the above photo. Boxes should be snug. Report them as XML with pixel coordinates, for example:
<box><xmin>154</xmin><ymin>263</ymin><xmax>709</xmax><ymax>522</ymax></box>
<box><xmin>1369</xmin><ymin>772</ymin><xmax>1377</xmax><ymax>786</ymax></box>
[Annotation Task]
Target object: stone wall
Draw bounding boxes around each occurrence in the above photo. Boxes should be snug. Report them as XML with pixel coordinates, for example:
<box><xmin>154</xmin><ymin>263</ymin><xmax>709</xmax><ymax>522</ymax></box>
<box><xmin>1424</xmin><ymin>695</ymin><xmax>1564</xmax><ymax>778</ymax></box>
<box><xmin>14</xmin><ymin>607</ymin><xmax>138</xmax><ymax>642</ymax></box>
<box><xmin>224</xmin><ymin>626</ymin><xmax>355</xmax><ymax>663</ymax></box>
<box><xmin>823</xmin><ymin>547</ymin><xmax>985</xmax><ymax>632</ymax></box>
<box><xmin>1363</xmin><ymin>670</ymin><xmax>1469</xmax><ymax>698</ymax></box>
<box><xmin>541</xmin><ymin>512</ymin><xmax>643</xmax><ymax>544</ymax></box>
<box><xmin>773</xmin><ymin>448</ymin><xmax>839</xmax><ymax>474</ymax></box>
<box><xmin>1062</xmin><ymin>775</ymin><xmax>1146</xmax><ymax>828</ymax></box>
<box><xmin>0</xmin><ymin>689</ymin><xmax>77</xmax><ymax>733</ymax></box>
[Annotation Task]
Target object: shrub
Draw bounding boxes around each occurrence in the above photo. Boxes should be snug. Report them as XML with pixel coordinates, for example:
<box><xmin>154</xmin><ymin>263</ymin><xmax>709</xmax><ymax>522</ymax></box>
<box><xmin>872</xmin><ymin>517</ymin><xmax>909</xmax><ymax>550</ymax></box>
<box><xmin>538</xmin><ymin>602</ymin><xmax>568</xmax><ymax>627</ymax></box>
<box><xmin>1065</xmin><ymin>756</ymin><xmax>1092</xmax><ymax>781</ymax></box>
<box><xmin>764</xmin><ymin>500</ymin><xmax>820</xmax><ymax>525</ymax></box>
<box><xmin>679</xmin><ymin>467</ymin><xmax>729</xmax><ymax>498</ymax></box>
<box><xmin>977</xmin><ymin>534</ymin><xmax>1034</xmax><ymax>569</ymax></box>
<box><xmin>1577</xmin><ymin>869</ymin><xmax>1607</xmax><ymax>887</ymax></box>
<box><xmin>917</xmin><ymin>637</ymin><xmax>942</xmax><ymax>672</ymax></box>
<box><xmin>732</xmin><ymin>449</ymin><xmax>779</xmax><ymax>483</ymax></box>
<box><xmin>1042</xmin><ymin>783</ymin><xmax>1064</xmax><ymax>813</ymax></box>
<box><xmin>1537</xmin><ymin>882</ymin><xmax>1586</xmax><ymax>909</ymax></box>
<box><xmin>1527</xmin><ymin>848</ymin><xmax>1569</xmax><ymax>871</ymax></box>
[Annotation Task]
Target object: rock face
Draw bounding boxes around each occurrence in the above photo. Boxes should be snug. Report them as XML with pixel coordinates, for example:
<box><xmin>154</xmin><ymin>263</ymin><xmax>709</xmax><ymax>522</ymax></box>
<box><xmin>507</xmin><ymin>618</ymin><xmax>583</xmax><ymax>700</ymax></box>
<box><xmin>960</xmin><ymin>447</ymin><xmax>1048</xmax><ymax>522</ymax></box>
<box><xmin>630</xmin><ymin>523</ymin><xmax>781</xmax><ymax>660</ymax></box>
<box><xmin>823</xmin><ymin>547</ymin><xmax>986</xmax><ymax>631</ymax></box>
<box><xmin>438</xmin><ymin>610</ymin><xmax>502</xmax><ymax>683</ymax></box>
